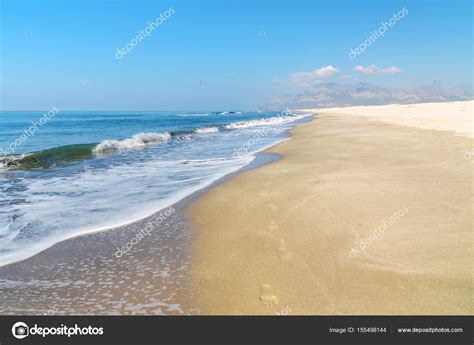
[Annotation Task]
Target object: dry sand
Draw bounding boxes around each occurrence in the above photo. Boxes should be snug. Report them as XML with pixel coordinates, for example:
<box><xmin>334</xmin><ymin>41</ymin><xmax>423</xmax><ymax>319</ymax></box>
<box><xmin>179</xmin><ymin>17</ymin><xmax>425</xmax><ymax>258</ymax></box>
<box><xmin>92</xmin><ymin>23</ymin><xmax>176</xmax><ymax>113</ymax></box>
<box><xmin>300</xmin><ymin>100</ymin><xmax>473</xmax><ymax>138</ymax></box>
<box><xmin>187</xmin><ymin>101</ymin><xmax>473</xmax><ymax>315</ymax></box>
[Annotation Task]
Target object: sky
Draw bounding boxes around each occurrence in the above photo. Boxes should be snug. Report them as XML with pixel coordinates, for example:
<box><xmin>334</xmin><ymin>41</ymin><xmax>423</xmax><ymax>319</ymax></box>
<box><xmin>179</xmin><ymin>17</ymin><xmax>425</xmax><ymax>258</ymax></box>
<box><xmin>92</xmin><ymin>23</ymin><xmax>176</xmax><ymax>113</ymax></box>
<box><xmin>0</xmin><ymin>0</ymin><xmax>472</xmax><ymax>110</ymax></box>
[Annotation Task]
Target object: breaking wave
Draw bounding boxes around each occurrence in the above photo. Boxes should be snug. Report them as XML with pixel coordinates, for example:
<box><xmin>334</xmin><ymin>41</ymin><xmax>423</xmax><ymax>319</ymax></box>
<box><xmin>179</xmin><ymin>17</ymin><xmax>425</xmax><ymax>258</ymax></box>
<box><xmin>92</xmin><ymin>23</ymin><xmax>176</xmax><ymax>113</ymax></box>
<box><xmin>92</xmin><ymin>132</ymin><xmax>172</xmax><ymax>153</ymax></box>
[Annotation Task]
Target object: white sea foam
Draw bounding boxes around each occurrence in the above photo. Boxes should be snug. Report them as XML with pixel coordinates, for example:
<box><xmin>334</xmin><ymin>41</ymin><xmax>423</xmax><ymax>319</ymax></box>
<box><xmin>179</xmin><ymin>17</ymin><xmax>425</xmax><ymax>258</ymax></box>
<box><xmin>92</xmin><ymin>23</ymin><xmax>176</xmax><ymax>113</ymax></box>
<box><xmin>225</xmin><ymin>114</ymin><xmax>308</xmax><ymax>129</ymax></box>
<box><xmin>194</xmin><ymin>127</ymin><xmax>219</xmax><ymax>134</ymax></box>
<box><xmin>93</xmin><ymin>132</ymin><xmax>171</xmax><ymax>153</ymax></box>
<box><xmin>0</xmin><ymin>154</ymin><xmax>29</xmax><ymax>169</ymax></box>
<box><xmin>0</xmin><ymin>154</ymin><xmax>255</xmax><ymax>267</ymax></box>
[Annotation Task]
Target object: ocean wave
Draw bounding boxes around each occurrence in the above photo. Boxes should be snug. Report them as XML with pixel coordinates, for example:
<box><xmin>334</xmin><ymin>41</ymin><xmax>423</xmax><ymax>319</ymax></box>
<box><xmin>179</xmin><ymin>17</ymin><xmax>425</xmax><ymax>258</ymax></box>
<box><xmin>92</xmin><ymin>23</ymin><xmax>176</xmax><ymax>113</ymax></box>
<box><xmin>194</xmin><ymin>127</ymin><xmax>219</xmax><ymax>134</ymax></box>
<box><xmin>224</xmin><ymin>114</ymin><xmax>305</xmax><ymax>129</ymax></box>
<box><xmin>213</xmin><ymin>111</ymin><xmax>242</xmax><ymax>115</ymax></box>
<box><xmin>0</xmin><ymin>145</ymin><xmax>95</xmax><ymax>170</ymax></box>
<box><xmin>1</xmin><ymin>114</ymin><xmax>311</xmax><ymax>170</ymax></box>
<box><xmin>93</xmin><ymin>132</ymin><xmax>171</xmax><ymax>153</ymax></box>
<box><xmin>0</xmin><ymin>156</ymin><xmax>22</xmax><ymax>169</ymax></box>
<box><xmin>175</xmin><ymin>113</ymin><xmax>209</xmax><ymax>117</ymax></box>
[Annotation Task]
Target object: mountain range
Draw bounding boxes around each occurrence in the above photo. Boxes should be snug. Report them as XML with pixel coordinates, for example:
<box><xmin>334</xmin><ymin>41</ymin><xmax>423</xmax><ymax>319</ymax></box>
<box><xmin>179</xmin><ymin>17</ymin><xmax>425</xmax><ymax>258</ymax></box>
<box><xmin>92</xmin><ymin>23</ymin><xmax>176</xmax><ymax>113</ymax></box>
<box><xmin>268</xmin><ymin>82</ymin><xmax>472</xmax><ymax>109</ymax></box>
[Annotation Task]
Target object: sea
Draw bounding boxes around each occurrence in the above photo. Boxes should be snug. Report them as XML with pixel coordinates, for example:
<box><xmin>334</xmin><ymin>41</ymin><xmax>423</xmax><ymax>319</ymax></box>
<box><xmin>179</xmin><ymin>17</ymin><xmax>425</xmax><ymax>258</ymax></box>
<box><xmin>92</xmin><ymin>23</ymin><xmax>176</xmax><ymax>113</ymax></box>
<box><xmin>0</xmin><ymin>110</ymin><xmax>312</xmax><ymax>266</ymax></box>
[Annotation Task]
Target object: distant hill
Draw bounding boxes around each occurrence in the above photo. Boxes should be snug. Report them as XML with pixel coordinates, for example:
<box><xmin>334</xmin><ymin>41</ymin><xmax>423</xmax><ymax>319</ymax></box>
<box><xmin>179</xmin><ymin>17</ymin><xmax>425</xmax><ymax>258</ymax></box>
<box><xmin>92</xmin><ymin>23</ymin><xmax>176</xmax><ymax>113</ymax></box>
<box><xmin>267</xmin><ymin>82</ymin><xmax>472</xmax><ymax>109</ymax></box>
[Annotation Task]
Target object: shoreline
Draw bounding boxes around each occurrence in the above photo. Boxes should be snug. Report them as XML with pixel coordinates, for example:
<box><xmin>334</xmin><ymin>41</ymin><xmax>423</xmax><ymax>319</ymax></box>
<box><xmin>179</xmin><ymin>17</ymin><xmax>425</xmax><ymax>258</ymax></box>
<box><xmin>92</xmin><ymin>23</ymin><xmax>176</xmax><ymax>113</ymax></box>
<box><xmin>187</xmin><ymin>104</ymin><xmax>473</xmax><ymax>315</ymax></box>
<box><xmin>0</xmin><ymin>152</ymin><xmax>284</xmax><ymax>315</ymax></box>
<box><xmin>1</xmin><ymin>101</ymin><xmax>472</xmax><ymax>315</ymax></box>
<box><xmin>0</xmin><ymin>110</ymin><xmax>313</xmax><ymax>268</ymax></box>
<box><xmin>0</xmin><ymin>117</ymin><xmax>311</xmax><ymax>315</ymax></box>
<box><xmin>0</xmin><ymin>116</ymin><xmax>311</xmax><ymax>268</ymax></box>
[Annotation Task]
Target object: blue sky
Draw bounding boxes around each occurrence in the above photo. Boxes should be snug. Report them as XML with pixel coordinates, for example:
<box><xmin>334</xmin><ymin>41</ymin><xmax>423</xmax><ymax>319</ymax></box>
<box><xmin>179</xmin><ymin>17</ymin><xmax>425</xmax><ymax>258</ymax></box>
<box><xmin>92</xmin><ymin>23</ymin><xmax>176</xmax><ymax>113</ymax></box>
<box><xmin>1</xmin><ymin>0</ymin><xmax>472</xmax><ymax>110</ymax></box>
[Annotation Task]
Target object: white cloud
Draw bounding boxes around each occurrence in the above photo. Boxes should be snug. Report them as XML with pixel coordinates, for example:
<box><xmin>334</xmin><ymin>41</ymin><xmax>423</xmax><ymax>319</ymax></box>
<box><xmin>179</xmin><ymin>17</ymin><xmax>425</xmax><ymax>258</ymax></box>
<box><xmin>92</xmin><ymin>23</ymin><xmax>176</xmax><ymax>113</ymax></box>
<box><xmin>272</xmin><ymin>78</ymin><xmax>283</xmax><ymax>85</ymax></box>
<box><xmin>353</xmin><ymin>65</ymin><xmax>401</xmax><ymax>75</ymax></box>
<box><xmin>289</xmin><ymin>65</ymin><xmax>340</xmax><ymax>86</ymax></box>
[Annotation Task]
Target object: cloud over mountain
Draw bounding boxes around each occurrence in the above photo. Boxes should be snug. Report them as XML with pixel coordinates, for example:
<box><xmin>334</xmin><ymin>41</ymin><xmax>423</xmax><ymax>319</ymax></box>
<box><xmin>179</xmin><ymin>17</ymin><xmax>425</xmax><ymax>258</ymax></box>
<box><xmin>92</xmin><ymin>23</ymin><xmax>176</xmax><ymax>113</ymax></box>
<box><xmin>353</xmin><ymin>65</ymin><xmax>401</xmax><ymax>74</ymax></box>
<box><xmin>289</xmin><ymin>65</ymin><xmax>340</xmax><ymax>86</ymax></box>
<box><xmin>268</xmin><ymin>82</ymin><xmax>472</xmax><ymax>109</ymax></box>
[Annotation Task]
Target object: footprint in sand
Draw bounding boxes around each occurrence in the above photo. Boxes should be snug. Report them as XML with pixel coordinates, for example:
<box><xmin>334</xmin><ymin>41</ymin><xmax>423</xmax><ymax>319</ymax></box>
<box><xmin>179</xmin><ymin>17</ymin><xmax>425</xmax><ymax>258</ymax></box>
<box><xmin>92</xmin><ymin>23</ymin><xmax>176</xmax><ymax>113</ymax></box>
<box><xmin>259</xmin><ymin>284</ymin><xmax>279</xmax><ymax>306</ymax></box>
<box><xmin>268</xmin><ymin>221</ymin><xmax>279</xmax><ymax>232</ymax></box>
<box><xmin>264</xmin><ymin>182</ymin><xmax>272</xmax><ymax>187</ymax></box>
<box><xmin>259</xmin><ymin>191</ymin><xmax>269</xmax><ymax>197</ymax></box>
<box><xmin>268</xmin><ymin>203</ymin><xmax>279</xmax><ymax>212</ymax></box>
<box><xmin>278</xmin><ymin>239</ymin><xmax>292</xmax><ymax>261</ymax></box>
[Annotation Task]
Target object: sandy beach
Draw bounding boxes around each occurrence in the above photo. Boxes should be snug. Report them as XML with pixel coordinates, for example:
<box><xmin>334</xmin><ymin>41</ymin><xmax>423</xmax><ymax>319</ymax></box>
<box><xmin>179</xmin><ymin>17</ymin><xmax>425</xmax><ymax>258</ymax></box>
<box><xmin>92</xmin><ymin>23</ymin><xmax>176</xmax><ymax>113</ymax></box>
<box><xmin>2</xmin><ymin>2</ymin><xmax>474</xmax><ymax>343</ymax></box>
<box><xmin>187</xmin><ymin>101</ymin><xmax>473</xmax><ymax>315</ymax></box>
<box><xmin>0</xmin><ymin>101</ymin><xmax>471</xmax><ymax>316</ymax></box>
<box><xmin>301</xmin><ymin>101</ymin><xmax>473</xmax><ymax>138</ymax></box>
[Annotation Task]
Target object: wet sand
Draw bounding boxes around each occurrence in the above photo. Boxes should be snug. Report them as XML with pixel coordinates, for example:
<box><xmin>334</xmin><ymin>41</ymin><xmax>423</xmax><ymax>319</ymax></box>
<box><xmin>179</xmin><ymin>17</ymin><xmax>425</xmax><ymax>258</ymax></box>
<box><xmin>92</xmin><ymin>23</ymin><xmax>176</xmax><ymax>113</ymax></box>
<box><xmin>0</xmin><ymin>207</ymin><xmax>198</xmax><ymax>315</ymax></box>
<box><xmin>0</xmin><ymin>148</ymin><xmax>280</xmax><ymax>315</ymax></box>
<box><xmin>187</xmin><ymin>106</ymin><xmax>473</xmax><ymax>315</ymax></box>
